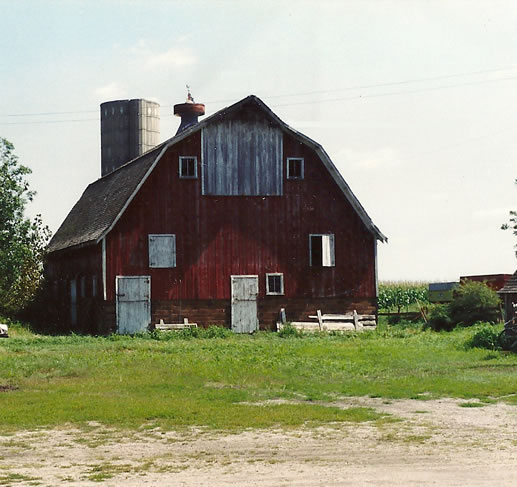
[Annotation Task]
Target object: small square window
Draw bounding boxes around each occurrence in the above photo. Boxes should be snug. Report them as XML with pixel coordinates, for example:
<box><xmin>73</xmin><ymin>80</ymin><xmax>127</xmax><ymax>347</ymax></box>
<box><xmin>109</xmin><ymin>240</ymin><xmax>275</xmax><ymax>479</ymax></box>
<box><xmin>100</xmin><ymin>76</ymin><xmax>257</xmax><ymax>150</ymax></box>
<box><xmin>179</xmin><ymin>156</ymin><xmax>198</xmax><ymax>178</ymax></box>
<box><xmin>287</xmin><ymin>158</ymin><xmax>304</xmax><ymax>179</ymax></box>
<box><xmin>266</xmin><ymin>273</ymin><xmax>284</xmax><ymax>295</ymax></box>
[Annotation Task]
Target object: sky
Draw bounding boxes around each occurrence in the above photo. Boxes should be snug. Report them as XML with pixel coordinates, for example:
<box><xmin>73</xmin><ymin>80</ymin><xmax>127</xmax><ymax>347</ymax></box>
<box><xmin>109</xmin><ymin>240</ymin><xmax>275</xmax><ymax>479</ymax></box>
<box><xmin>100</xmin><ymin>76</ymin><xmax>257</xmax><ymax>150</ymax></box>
<box><xmin>1</xmin><ymin>0</ymin><xmax>516</xmax><ymax>281</ymax></box>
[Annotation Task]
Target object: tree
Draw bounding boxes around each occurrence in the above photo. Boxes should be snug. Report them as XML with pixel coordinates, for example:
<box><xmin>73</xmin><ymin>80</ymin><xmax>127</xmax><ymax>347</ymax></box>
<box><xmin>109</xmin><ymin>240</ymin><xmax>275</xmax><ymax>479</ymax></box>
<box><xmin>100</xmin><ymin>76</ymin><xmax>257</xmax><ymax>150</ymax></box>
<box><xmin>501</xmin><ymin>178</ymin><xmax>517</xmax><ymax>257</ymax></box>
<box><xmin>0</xmin><ymin>138</ymin><xmax>51</xmax><ymax>316</ymax></box>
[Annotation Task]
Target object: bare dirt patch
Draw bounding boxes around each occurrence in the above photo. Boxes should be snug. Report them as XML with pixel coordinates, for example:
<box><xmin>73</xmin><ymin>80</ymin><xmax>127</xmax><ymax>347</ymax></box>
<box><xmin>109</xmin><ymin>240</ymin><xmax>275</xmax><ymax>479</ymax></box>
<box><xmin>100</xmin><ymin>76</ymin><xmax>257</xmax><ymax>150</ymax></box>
<box><xmin>1</xmin><ymin>398</ymin><xmax>517</xmax><ymax>486</ymax></box>
<box><xmin>0</xmin><ymin>385</ymin><xmax>18</xmax><ymax>393</ymax></box>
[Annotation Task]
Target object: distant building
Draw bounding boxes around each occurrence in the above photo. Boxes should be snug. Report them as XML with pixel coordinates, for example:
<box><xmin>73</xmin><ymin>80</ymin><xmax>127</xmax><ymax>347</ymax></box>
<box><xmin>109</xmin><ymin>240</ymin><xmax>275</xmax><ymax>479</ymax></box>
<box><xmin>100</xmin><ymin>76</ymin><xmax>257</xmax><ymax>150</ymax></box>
<box><xmin>460</xmin><ymin>274</ymin><xmax>512</xmax><ymax>292</ymax></box>
<box><xmin>498</xmin><ymin>271</ymin><xmax>517</xmax><ymax>324</ymax></box>
<box><xmin>428</xmin><ymin>282</ymin><xmax>459</xmax><ymax>303</ymax></box>
<box><xmin>45</xmin><ymin>94</ymin><xmax>386</xmax><ymax>334</ymax></box>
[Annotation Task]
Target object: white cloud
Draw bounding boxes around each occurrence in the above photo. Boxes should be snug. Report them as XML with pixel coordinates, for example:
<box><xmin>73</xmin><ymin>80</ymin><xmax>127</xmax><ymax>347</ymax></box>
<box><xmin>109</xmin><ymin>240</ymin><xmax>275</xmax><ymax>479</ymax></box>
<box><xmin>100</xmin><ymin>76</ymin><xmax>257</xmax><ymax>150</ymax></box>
<box><xmin>94</xmin><ymin>82</ymin><xmax>128</xmax><ymax>100</ymax></box>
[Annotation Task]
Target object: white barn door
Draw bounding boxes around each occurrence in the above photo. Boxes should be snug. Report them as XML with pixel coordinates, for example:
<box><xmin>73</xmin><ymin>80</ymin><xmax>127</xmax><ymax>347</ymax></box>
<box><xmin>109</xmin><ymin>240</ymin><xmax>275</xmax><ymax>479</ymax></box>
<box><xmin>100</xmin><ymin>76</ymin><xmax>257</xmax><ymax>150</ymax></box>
<box><xmin>116</xmin><ymin>276</ymin><xmax>151</xmax><ymax>334</ymax></box>
<box><xmin>231</xmin><ymin>275</ymin><xmax>259</xmax><ymax>333</ymax></box>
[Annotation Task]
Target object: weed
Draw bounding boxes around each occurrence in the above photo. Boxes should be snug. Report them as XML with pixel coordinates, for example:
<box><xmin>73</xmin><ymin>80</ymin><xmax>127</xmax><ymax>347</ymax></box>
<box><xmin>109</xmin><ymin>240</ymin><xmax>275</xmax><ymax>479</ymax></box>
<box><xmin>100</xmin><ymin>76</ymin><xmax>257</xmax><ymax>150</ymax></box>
<box><xmin>466</xmin><ymin>324</ymin><xmax>501</xmax><ymax>351</ymax></box>
<box><xmin>277</xmin><ymin>324</ymin><xmax>301</xmax><ymax>338</ymax></box>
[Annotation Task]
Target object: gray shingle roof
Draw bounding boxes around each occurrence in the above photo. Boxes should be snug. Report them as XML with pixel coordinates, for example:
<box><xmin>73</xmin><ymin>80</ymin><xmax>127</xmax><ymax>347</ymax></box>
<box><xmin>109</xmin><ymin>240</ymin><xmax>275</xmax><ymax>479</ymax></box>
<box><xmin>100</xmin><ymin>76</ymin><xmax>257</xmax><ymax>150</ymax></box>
<box><xmin>47</xmin><ymin>147</ymin><xmax>161</xmax><ymax>253</ymax></box>
<box><xmin>48</xmin><ymin>95</ymin><xmax>386</xmax><ymax>254</ymax></box>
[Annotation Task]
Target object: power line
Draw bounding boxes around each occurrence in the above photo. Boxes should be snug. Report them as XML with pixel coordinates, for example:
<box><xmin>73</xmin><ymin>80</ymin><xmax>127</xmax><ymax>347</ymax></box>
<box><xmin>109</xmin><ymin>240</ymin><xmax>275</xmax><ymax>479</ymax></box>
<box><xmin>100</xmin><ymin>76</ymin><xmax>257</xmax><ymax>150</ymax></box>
<box><xmin>203</xmin><ymin>64</ymin><xmax>517</xmax><ymax>105</ymax></box>
<box><xmin>0</xmin><ymin>118</ymin><xmax>99</xmax><ymax>126</ymax></box>
<box><xmin>4</xmin><ymin>109</ymin><xmax>98</xmax><ymax>118</ymax></box>
<box><xmin>3</xmin><ymin>64</ymin><xmax>517</xmax><ymax>119</ymax></box>
<box><xmin>271</xmin><ymin>74</ymin><xmax>517</xmax><ymax>107</ymax></box>
<box><xmin>2</xmin><ymin>66</ymin><xmax>517</xmax><ymax>125</ymax></box>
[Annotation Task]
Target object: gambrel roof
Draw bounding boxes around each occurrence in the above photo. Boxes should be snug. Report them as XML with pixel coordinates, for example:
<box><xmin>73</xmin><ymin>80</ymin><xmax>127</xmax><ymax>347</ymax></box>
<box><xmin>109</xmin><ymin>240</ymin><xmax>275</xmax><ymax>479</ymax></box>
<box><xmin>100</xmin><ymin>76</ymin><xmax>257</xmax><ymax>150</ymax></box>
<box><xmin>48</xmin><ymin>95</ymin><xmax>387</xmax><ymax>253</ymax></box>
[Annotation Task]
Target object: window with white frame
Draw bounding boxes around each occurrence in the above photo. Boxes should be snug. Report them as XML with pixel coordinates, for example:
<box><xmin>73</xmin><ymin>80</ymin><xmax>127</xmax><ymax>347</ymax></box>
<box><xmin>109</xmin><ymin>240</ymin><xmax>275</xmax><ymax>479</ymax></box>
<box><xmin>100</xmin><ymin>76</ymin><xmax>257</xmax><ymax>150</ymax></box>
<box><xmin>179</xmin><ymin>156</ymin><xmax>198</xmax><ymax>178</ymax></box>
<box><xmin>309</xmin><ymin>234</ymin><xmax>335</xmax><ymax>267</ymax></box>
<box><xmin>287</xmin><ymin>157</ymin><xmax>304</xmax><ymax>179</ymax></box>
<box><xmin>266</xmin><ymin>273</ymin><xmax>284</xmax><ymax>295</ymax></box>
<box><xmin>149</xmin><ymin>234</ymin><xmax>176</xmax><ymax>268</ymax></box>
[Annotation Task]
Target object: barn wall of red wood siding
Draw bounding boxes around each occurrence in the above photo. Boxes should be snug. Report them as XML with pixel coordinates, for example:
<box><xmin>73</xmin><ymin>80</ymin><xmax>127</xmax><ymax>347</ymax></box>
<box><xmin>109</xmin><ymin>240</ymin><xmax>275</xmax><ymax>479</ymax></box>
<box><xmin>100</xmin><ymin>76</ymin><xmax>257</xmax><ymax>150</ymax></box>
<box><xmin>152</xmin><ymin>296</ymin><xmax>376</xmax><ymax>330</ymax></box>
<box><xmin>105</xmin><ymin>109</ymin><xmax>377</xmax><ymax>322</ymax></box>
<box><xmin>45</xmin><ymin>244</ymin><xmax>103</xmax><ymax>331</ymax></box>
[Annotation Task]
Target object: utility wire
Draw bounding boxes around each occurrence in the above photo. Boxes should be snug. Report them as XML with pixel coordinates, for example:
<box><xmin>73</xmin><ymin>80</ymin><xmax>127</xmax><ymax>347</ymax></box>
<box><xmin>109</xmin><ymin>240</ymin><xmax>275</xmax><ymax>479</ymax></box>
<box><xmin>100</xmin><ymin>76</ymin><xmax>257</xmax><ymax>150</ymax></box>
<box><xmin>2</xmin><ymin>66</ymin><xmax>517</xmax><ymax>125</ymax></box>
<box><xmin>194</xmin><ymin>64</ymin><xmax>517</xmax><ymax>105</ymax></box>
<box><xmin>1</xmin><ymin>118</ymin><xmax>99</xmax><ymax>126</ymax></box>
<box><xmin>271</xmin><ymin>74</ymin><xmax>517</xmax><ymax>107</ymax></box>
<box><xmin>4</xmin><ymin>64</ymin><xmax>517</xmax><ymax>118</ymax></box>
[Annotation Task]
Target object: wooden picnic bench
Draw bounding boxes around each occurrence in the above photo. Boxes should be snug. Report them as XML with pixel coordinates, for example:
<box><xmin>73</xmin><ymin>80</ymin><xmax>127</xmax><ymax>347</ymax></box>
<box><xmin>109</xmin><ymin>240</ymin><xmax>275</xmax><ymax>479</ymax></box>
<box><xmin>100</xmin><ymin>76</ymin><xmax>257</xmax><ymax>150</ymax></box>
<box><xmin>153</xmin><ymin>318</ymin><xmax>198</xmax><ymax>331</ymax></box>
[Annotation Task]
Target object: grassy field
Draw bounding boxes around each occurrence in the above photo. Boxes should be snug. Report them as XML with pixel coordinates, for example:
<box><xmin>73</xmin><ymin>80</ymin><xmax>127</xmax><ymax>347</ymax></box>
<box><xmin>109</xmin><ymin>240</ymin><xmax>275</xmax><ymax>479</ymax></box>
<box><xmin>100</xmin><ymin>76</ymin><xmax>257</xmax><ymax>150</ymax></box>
<box><xmin>1</xmin><ymin>321</ymin><xmax>516</xmax><ymax>432</ymax></box>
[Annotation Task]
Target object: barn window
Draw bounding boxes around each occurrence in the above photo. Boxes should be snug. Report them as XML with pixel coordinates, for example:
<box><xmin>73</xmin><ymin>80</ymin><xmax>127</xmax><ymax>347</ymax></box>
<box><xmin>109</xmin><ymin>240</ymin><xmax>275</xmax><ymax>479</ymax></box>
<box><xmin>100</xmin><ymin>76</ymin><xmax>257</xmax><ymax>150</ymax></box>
<box><xmin>287</xmin><ymin>158</ymin><xmax>304</xmax><ymax>179</ymax></box>
<box><xmin>92</xmin><ymin>276</ymin><xmax>97</xmax><ymax>297</ymax></box>
<box><xmin>179</xmin><ymin>156</ymin><xmax>198</xmax><ymax>178</ymax></box>
<box><xmin>149</xmin><ymin>234</ymin><xmax>176</xmax><ymax>268</ymax></box>
<box><xmin>266</xmin><ymin>273</ymin><xmax>284</xmax><ymax>295</ymax></box>
<box><xmin>80</xmin><ymin>276</ymin><xmax>86</xmax><ymax>298</ymax></box>
<box><xmin>309</xmin><ymin>234</ymin><xmax>335</xmax><ymax>267</ymax></box>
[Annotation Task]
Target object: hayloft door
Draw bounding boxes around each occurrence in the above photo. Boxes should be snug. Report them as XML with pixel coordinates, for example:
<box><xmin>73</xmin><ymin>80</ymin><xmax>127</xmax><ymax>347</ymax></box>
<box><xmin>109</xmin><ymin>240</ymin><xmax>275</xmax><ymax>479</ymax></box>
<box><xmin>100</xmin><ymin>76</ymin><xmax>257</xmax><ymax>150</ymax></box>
<box><xmin>116</xmin><ymin>276</ymin><xmax>151</xmax><ymax>334</ymax></box>
<box><xmin>231</xmin><ymin>275</ymin><xmax>259</xmax><ymax>333</ymax></box>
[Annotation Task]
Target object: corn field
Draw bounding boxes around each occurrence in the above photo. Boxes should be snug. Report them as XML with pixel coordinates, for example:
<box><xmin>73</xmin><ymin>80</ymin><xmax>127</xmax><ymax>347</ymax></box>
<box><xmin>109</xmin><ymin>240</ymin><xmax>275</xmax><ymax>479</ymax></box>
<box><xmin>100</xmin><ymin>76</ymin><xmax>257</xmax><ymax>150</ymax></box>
<box><xmin>378</xmin><ymin>281</ymin><xmax>429</xmax><ymax>313</ymax></box>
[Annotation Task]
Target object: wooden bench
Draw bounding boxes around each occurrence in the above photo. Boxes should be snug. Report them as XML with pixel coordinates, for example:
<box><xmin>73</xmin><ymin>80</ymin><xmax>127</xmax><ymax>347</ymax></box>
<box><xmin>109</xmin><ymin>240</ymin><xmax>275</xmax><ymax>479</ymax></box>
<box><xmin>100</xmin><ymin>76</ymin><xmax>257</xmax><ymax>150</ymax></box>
<box><xmin>277</xmin><ymin>310</ymin><xmax>376</xmax><ymax>332</ymax></box>
<box><xmin>154</xmin><ymin>318</ymin><xmax>198</xmax><ymax>331</ymax></box>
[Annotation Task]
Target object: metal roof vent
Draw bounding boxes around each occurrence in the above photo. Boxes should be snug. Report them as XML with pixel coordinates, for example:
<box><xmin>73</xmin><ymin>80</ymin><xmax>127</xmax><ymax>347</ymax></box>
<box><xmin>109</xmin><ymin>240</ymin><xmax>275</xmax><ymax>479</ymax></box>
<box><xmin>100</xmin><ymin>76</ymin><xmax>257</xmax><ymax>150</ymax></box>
<box><xmin>173</xmin><ymin>86</ymin><xmax>205</xmax><ymax>135</ymax></box>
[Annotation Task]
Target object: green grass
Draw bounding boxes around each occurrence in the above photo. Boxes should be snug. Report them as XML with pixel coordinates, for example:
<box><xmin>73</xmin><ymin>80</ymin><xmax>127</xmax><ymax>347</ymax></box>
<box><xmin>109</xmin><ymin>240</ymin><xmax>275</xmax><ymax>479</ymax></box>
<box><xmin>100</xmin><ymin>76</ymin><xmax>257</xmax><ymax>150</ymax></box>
<box><xmin>0</xmin><ymin>321</ymin><xmax>516</xmax><ymax>431</ymax></box>
<box><xmin>0</xmin><ymin>473</ymin><xmax>40</xmax><ymax>485</ymax></box>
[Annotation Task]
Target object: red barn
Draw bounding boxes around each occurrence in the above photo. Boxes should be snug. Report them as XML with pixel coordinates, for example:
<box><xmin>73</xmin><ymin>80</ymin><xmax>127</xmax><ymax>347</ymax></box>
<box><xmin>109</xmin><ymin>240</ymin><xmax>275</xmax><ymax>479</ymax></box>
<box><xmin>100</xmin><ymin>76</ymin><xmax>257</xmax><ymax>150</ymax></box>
<box><xmin>460</xmin><ymin>274</ymin><xmax>512</xmax><ymax>292</ymax></box>
<box><xmin>46</xmin><ymin>95</ymin><xmax>386</xmax><ymax>334</ymax></box>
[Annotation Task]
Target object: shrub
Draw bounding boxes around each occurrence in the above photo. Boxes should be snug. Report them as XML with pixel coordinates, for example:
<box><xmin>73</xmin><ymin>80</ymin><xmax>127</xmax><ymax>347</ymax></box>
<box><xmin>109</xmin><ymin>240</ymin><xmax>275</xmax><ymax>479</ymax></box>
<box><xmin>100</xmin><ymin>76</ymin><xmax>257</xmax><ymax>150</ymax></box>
<box><xmin>449</xmin><ymin>281</ymin><xmax>500</xmax><ymax>327</ymax></box>
<box><xmin>428</xmin><ymin>305</ymin><xmax>455</xmax><ymax>331</ymax></box>
<box><xmin>466</xmin><ymin>324</ymin><xmax>501</xmax><ymax>350</ymax></box>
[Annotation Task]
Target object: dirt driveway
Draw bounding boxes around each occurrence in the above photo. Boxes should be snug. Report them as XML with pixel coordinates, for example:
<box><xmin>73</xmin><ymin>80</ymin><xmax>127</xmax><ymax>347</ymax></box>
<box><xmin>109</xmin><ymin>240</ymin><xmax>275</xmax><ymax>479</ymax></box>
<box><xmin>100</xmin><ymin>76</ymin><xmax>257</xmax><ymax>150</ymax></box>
<box><xmin>1</xmin><ymin>397</ymin><xmax>517</xmax><ymax>486</ymax></box>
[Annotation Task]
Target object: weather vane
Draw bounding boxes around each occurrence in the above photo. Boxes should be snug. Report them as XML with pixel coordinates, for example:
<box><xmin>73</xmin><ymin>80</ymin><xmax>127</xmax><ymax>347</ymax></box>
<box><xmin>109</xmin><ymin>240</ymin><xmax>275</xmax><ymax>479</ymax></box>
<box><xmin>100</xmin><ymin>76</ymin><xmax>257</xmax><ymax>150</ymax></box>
<box><xmin>186</xmin><ymin>84</ymin><xmax>194</xmax><ymax>103</ymax></box>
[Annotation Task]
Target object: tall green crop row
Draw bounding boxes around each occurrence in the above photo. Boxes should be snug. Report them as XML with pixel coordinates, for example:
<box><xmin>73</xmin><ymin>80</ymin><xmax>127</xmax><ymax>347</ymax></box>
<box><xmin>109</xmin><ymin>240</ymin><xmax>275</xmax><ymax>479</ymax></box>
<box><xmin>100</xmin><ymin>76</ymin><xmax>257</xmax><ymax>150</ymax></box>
<box><xmin>378</xmin><ymin>281</ymin><xmax>429</xmax><ymax>313</ymax></box>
